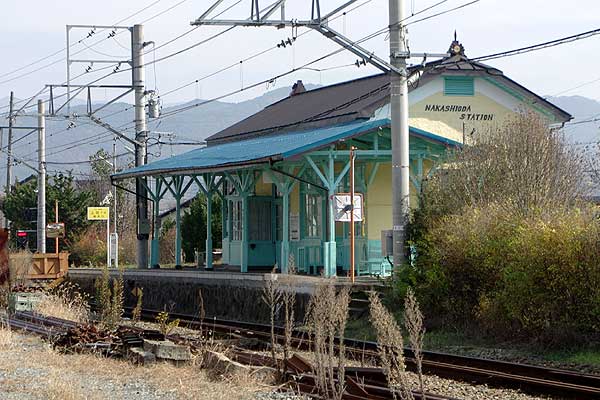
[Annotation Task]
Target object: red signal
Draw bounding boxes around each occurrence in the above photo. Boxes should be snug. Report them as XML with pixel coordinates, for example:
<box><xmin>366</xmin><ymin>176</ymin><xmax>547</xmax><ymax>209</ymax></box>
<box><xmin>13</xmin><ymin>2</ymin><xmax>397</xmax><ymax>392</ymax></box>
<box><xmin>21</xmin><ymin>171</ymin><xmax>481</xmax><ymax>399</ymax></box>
<box><xmin>16</xmin><ymin>231</ymin><xmax>27</xmax><ymax>237</ymax></box>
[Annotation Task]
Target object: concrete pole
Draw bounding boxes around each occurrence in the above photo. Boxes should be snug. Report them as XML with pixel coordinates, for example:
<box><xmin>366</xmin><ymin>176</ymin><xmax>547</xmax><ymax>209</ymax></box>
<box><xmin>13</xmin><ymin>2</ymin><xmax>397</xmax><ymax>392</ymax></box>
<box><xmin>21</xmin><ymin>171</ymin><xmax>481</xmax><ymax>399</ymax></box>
<box><xmin>37</xmin><ymin>100</ymin><xmax>46</xmax><ymax>254</ymax></box>
<box><xmin>389</xmin><ymin>0</ymin><xmax>410</xmax><ymax>269</ymax></box>
<box><xmin>132</xmin><ymin>24</ymin><xmax>149</xmax><ymax>268</ymax></box>
<box><xmin>112</xmin><ymin>140</ymin><xmax>117</xmax><ymax>235</ymax></box>
<box><xmin>5</xmin><ymin>92</ymin><xmax>14</xmax><ymax>229</ymax></box>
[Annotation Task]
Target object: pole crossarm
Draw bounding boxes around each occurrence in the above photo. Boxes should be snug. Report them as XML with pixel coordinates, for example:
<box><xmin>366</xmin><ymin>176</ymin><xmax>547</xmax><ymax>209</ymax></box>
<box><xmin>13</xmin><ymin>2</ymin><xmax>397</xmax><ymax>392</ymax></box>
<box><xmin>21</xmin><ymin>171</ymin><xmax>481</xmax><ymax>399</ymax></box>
<box><xmin>192</xmin><ymin>0</ymin><xmax>396</xmax><ymax>73</ymax></box>
<box><xmin>88</xmin><ymin>115</ymin><xmax>143</xmax><ymax>146</ymax></box>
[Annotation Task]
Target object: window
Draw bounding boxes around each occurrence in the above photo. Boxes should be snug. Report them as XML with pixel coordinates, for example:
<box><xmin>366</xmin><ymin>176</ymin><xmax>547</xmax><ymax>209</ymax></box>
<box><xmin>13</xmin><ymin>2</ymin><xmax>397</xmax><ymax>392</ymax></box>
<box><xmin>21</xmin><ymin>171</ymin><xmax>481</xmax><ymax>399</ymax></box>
<box><xmin>444</xmin><ymin>76</ymin><xmax>474</xmax><ymax>96</ymax></box>
<box><xmin>231</xmin><ymin>200</ymin><xmax>242</xmax><ymax>241</ymax></box>
<box><xmin>305</xmin><ymin>193</ymin><xmax>322</xmax><ymax>238</ymax></box>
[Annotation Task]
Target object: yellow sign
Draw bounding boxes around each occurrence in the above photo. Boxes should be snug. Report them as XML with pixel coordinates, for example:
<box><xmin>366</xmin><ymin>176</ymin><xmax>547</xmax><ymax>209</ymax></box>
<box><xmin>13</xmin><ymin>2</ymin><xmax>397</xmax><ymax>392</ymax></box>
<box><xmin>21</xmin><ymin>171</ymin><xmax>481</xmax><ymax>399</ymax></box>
<box><xmin>87</xmin><ymin>207</ymin><xmax>109</xmax><ymax>220</ymax></box>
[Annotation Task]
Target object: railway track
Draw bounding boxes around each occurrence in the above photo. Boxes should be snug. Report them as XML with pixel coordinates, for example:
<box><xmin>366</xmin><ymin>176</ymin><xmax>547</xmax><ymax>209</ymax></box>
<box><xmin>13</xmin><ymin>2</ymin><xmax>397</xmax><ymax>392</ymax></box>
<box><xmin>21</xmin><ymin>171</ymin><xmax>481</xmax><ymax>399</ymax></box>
<box><xmin>4</xmin><ymin>310</ymin><xmax>454</xmax><ymax>400</ymax></box>
<box><xmin>6</xmin><ymin>308</ymin><xmax>599</xmax><ymax>399</ymax></box>
<box><xmin>131</xmin><ymin>307</ymin><xmax>600</xmax><ymax>399</ymax></box>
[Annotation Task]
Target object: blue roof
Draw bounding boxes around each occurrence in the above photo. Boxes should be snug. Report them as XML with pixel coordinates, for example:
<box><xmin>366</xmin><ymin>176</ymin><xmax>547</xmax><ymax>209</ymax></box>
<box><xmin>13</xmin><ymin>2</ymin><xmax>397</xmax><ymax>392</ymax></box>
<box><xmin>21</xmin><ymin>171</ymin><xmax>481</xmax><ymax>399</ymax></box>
<box><xmin>113</xmin><ymin>119</ymin><xmax>390</xmax><ymax>179</ymax></box>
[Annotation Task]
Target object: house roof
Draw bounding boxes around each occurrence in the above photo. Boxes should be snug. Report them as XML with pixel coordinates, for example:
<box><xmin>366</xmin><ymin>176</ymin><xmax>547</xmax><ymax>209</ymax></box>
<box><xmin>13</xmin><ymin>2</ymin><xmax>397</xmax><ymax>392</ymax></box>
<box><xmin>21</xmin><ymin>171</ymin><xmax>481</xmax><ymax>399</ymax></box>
<box><xmin>113</xmin><ymin>119</ymin><xmax>391</xmax><ymax>180</ymax></box>
<box><xmin>206</xmin><ymin>52</ymin><xmax>572</xmax><ymax>144</ymax></box>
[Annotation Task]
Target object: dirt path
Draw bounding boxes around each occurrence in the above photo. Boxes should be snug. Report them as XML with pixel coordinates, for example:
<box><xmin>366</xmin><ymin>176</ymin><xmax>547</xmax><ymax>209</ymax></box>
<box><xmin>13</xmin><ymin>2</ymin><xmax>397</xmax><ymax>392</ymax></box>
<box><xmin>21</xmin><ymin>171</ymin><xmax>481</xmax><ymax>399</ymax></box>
<box><xmin>0</xmin><ymin>332</ymin><xmax>267</xmax><ymax>400</ymax></box>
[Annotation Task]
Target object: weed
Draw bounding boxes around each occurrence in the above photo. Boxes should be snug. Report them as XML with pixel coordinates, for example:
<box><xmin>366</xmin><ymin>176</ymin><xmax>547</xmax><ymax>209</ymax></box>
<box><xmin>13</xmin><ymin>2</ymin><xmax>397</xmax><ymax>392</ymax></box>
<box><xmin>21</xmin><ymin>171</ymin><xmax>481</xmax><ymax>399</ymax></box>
<box><xmin>261</xmin><ymin>267</ymin><xmax>282</xmax><ymax>374</ymax></box>
<box><xmin>94</xmin><ymin>264</ymin><xmax>124</xmax><ymax>330</ymax></box>
<box><xmin>155</xmin><ymin>311</ymin><xmax>180</xmax><ymax>336</ymax></box>
<box><xmin>131</xmin><ymin>287</ymin><xmax>143</xmax><ymax>326</ymax></box>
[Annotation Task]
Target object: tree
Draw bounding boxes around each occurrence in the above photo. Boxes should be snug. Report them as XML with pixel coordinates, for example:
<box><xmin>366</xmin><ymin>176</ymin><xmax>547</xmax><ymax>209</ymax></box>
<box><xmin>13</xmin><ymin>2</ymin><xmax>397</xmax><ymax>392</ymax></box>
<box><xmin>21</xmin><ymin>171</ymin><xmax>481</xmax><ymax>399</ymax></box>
<box><xmin>2</xmin><ymin>172</ymin><xmax>94</xmax><ymax>250</ymax></box>
<box><xmin>180</xmin><ymin>195</ymin><xmax>222</xmax><ymax>262</ymax></box>
<box><xmin>421</xmin><ymin>110</ymin><xmax>585</xmax><ymax>219</ymax></box>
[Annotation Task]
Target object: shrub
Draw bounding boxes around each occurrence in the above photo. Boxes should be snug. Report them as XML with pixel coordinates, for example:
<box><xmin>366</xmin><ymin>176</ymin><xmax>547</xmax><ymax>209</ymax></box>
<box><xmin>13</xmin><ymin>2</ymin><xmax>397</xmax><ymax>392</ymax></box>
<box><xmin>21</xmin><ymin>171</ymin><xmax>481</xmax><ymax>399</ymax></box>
<box><xmin>70</xmin><ymin>225</ymin><xmax>106</xmax><ymax>266</ymax></box>
<box><xmin>410</xmin><ymin>204</ymin><xmax>600</xmax><ymax>343</ymax></box>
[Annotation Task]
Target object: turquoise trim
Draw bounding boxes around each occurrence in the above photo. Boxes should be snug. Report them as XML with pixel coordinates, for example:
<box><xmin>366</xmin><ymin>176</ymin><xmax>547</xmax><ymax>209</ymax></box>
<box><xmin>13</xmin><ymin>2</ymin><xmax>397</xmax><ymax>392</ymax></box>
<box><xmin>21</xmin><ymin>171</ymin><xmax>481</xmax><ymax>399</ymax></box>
<box><xmin>482</xmin><ymin>77</ymin><xmax>556</xmax><ymax>121</ymax></box>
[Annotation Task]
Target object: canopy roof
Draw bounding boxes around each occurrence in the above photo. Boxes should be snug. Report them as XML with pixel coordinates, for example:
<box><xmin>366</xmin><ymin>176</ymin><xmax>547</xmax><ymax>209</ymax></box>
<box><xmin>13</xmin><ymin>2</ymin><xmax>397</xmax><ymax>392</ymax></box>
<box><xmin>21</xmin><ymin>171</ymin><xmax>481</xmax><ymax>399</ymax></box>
<box><xmin>112</xmin><ymin>118</ymin><xmax>461</xmax><ymax>180</ymax></box>
<box><xmin>113</xmin><ymin>118</ymin><xmax>390</xmax><ymax>180</ymax></box>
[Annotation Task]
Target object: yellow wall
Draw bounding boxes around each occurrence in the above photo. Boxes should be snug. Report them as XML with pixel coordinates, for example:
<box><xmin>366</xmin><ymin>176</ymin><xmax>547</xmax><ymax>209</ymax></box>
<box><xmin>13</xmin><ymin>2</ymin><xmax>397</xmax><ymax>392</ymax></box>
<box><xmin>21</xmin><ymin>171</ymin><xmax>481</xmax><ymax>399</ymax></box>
<box><xmin>365</xmin><ymin>160</ymin><xmax>433</xmax><ymax>240</ymax></box>
<box><xmin>408</xmin><ymin>91</ymin><xmax>513</xmax><ymax>144</ymax></box>
<box><xmin>254</xmin><ymin>173</ymin><xmax>273</xmax><ymax>196</ymax></box>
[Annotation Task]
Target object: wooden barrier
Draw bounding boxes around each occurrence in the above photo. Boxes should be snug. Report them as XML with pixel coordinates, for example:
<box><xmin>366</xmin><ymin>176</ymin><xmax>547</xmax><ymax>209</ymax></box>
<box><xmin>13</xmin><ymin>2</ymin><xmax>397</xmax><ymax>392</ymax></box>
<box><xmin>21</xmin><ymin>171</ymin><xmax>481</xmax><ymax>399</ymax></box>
<box><xmin>10</xmin><ymin>251</ymin><xmax>69</xmax><ymax>279</ymax></box>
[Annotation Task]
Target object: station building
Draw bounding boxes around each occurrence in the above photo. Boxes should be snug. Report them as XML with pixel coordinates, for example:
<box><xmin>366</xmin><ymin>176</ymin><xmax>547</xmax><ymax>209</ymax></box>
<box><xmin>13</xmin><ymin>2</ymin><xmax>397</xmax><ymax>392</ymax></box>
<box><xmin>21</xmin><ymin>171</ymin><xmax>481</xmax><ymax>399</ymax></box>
<box><xmin>112</xmin><ymin>41</ymin><xmax>571</xmax><ymax>276</ymax></box>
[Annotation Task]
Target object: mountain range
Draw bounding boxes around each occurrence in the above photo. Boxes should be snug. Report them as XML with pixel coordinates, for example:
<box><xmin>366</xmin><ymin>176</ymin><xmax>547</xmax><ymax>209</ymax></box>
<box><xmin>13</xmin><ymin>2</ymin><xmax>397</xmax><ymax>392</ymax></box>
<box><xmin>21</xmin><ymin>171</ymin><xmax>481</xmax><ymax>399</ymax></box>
<box><xmin>0</xmin><ymin>88</ymin><xmax>598</xmax><ymax>185</ymax></box>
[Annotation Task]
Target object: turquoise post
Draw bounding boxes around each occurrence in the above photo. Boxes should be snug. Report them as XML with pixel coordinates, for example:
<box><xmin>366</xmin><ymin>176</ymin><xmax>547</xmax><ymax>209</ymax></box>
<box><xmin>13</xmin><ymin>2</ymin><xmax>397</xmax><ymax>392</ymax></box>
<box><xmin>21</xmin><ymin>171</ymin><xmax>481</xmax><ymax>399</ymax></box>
<box><xmin>205</xmin><ymin>191</ymin><xmax>213</xmax><ymax>269</ymax></box>
<box><xmin>325</xmin><ymin>150</ymin><xmax>337</xmax><ymax>277</ymax></box>
<box><xmin>240</xmin><ymin>193</ymin><xmax>249</xmax><ymax>272</ymax></box>
<box><xmin>150</xmin><ymin>178</ymin><xmax>162</xmax><ymax>268</ymax></box>
<box><xmin>281</xmin><ymin>188</ymin><xmax>289</xmax><ymax>273</ymax></box>
<box><xmin>175</xmin><ymin>193</ymin><xmax>182</xmax><ymax>268</ymax></box>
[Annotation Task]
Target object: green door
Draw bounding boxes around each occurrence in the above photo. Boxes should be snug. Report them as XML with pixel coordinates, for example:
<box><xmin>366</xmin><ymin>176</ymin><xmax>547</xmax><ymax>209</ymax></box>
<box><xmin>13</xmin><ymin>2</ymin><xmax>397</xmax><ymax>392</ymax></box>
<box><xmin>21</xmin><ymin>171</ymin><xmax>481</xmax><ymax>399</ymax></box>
<box><xmin>248</xmin><ymin>197</ymin><xmax>276</xmax><ymax>267</ymax></box>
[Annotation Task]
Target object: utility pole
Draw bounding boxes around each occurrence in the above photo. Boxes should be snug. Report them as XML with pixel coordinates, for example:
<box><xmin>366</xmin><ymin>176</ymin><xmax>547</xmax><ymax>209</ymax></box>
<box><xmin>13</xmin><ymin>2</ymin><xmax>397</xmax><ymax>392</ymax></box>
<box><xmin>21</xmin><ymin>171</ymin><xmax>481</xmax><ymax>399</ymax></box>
<box><xmin>389</xmin><ymin>0</ymin><xmax>410</xmax><ymax>269</ymax></box>
<box><xmin>37</xmin><ymin>99</ymin><xmax>46</xmax><ymax>253</ymax></box>
<box><xmin>132</xmin><ymin>24</ymin><xmax>149</xmax><ymax>268</ymax></box>
<box><xmin>5</xmin><ymin>91</ymin><xmax>14</xmax><ymax>229</ymax></box>
<box><xmin>113</xmin><ymin>139</ymin><xmax>117</xmax><ymax>235</ymax></box>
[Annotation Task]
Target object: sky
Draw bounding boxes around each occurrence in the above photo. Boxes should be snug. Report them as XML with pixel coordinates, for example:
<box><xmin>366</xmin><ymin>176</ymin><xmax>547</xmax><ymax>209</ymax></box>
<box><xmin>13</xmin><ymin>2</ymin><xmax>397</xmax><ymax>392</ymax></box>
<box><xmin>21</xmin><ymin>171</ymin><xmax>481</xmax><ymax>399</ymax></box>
<box><xmin>1</xmin><ymin>0</ymin><xmax>600</xmax><ymax>112</ymax></box>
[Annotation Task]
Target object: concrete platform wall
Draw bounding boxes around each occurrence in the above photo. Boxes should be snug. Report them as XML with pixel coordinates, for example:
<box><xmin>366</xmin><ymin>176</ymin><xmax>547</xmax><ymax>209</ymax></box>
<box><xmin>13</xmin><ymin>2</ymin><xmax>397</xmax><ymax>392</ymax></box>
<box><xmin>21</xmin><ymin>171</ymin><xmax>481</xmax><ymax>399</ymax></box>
<box><xmin>68</xmin><ymin>269</ymin><xmax>321</xmax><ymax>324</ymax></box>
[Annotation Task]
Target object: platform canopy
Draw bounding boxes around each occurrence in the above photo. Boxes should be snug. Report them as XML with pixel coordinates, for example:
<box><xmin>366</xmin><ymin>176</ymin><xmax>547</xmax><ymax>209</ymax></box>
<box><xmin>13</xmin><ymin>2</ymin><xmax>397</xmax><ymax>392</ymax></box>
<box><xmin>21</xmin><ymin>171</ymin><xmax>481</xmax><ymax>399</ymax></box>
<box><xmin>112</xmin><ymin>118</ymin><xmax>393</xmax><ymax>180</ymax></box>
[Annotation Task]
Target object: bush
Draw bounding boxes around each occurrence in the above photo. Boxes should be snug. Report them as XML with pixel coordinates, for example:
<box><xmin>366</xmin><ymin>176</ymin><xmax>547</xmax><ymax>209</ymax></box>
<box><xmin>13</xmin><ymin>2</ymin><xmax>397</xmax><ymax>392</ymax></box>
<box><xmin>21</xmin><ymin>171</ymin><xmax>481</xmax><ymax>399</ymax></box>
<box><xmin>69</xmin><ymin>225</ymin><xmax>106</xmax><ymax>266</ymax></box>
<box><xmin>402</xmin><ymin>112</ymin><xmax>598</xmax><ymax>344</ymax></box>
<box><xmin>410</xmin><ymin>204</ymin><xmax>600</xmax><ymax>343</ymax></box>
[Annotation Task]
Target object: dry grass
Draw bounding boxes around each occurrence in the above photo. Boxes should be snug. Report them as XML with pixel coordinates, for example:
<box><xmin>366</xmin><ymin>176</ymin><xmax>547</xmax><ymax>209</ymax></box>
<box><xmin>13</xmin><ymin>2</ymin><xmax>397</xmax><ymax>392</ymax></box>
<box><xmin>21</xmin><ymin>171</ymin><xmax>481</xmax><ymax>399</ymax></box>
<box><xmin>404</xmin><ymin>288</ymin><xmax>426</xmax><ymax>397</ymax></box>
<box><xmin>44</xmin><ymin>371</ymin><xmax>100</xmax><ymax>400</ymax></box>
<box><xmin>262</xmin><ymin>267</ymin><xmax>282</xmax><ymax>374</ymax></box>
<box><xmin>306</xmin><ymin>281</ymin><xmax>350</xmax><ymax>400</ymax></box>
<box><xmin>34</xmin><ymin>282</ymin><xmax>90</xmax><ymax>324</ymax></box>
<box><xmin>368</xmin><ymin>291</ymin><xmax>413</xmax><ymax>400</ymax></box>
<box><xmin>0</xmin><ymin>320</ymin><xmax>13</xmax><ymax>349</ymax></box>
<box><xmin>8</xmin><ymin>250</ymin><xmax>32</xmax><ymax>287</ymax></box>
<box><xmin>0</xmin><ymin>333</ymin><xmax>267</xmax><ymax>400</ymax></box>
<box><xmin>281</xmin><ymin>261</ymin><xmax>297</xmax><ymax>362</ymax></box>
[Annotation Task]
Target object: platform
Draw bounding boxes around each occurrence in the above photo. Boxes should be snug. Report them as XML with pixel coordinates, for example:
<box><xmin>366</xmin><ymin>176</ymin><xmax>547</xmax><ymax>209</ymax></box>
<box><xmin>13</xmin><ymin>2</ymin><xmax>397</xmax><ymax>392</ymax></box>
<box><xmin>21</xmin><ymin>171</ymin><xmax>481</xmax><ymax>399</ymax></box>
<box><xmin>67</xmin><ymin>267</ymin><xmax>385</xmax><ymax>324</ymax></box>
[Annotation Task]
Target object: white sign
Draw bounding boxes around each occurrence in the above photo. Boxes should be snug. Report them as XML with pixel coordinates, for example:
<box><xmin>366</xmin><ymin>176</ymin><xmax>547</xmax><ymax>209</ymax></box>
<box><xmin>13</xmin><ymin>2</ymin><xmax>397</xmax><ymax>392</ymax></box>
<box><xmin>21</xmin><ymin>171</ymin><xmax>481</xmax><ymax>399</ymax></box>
<box><xmin>289</xmin><ymin>214</ymin><xmax>300</xmax><ymax>241</ymax></box>
<box><xmin>334</xmin><ymin>193</ymin><xmax>364</xmax><ymax>222</ymax></box>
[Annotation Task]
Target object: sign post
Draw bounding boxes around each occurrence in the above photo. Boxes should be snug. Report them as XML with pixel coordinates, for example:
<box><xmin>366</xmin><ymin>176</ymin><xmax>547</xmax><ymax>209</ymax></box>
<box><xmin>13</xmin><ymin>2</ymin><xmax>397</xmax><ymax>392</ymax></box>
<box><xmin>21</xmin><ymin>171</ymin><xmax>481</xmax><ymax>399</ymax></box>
<box><xmin>110</xmin><ymin>232</ymin><xmax>119</xmax><ymax>269</ymax></box>
<box><xmin>334</xmin><ymin>187</ymin><xmax>363</xmax><ymax>283</ymax></box>
<box><xmin>87</xmin><ymin>207</ymin><xmax>110</xmax><ymax>268</ymax></box>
